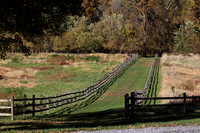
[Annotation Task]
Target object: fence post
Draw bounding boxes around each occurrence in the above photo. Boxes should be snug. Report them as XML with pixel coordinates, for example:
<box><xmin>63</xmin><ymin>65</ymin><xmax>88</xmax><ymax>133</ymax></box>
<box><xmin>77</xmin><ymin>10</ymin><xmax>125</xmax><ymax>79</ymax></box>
<box><xmin>59</xmin><ymin>93</ymin><xmax>61</xmax><ymax>109</ymax></box>
<box><xmin>46</xmin><ymin>94</ymin><xmax>49</xmax><ymax>114</ymax></box>
<box><xmin>11</xmin><ymin>96</ymin><xmax>14</xmax><ymax>120</ymax></box>
<box><xmin>131</xmin><ymin>92</ymin><xmax>135</xmax><ymax>115</ymax></box>
<box><xmin>64</xmin><ymin>92</ymin><xmax>67</xmax><ymax>107</ymax></box>
<box><xmin>77</xmin><ymin>90</ymin><xmax>79</xmax><ymax>104</ymax></box>
<box><xmin>32</xmin><ymin>95</ymin><xmax>35</xmax><ymax>116</ymax></box>
<box><xmin>40</xmin><ymin>95</ymin><xmax>43</xmax><ymax>115</ymax></box>
<box><xmin>82</xmin><ymin>89</ymin><xmax>84</xmax><ymax>102</ymax></box>
<box><xmin>54</xmin><ymin>94</ymin><xmax>56</xmax><ymax>111</ymax></box>
<box><xmin>183</xmin><ymin>93</ymin><xmax>186</xmax><ymax>116</ymax></box>
<box><xmin>73</xmin><ymin>91</ymin><xmax>75</xmax><ymax>105</ymax></box>
<box><xmin>125</xmin><ymin>93</ymin><xmax>129</xmax><ymax>119</ymax></box>
<box><xmin>69</xmin><ymin>91</ymin><xmax>71</xmax><ymax>106</ymax></box>
<box><xmin>23</xmin><ymin>95</ymin><xmax>27</xmax><ymax>118</ymax></box>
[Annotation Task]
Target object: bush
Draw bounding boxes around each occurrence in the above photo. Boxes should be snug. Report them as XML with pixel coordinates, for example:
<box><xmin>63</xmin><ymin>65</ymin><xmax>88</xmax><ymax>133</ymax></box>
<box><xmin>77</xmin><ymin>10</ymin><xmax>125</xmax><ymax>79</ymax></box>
<box><xmin>85</xmin><ymin>56</ymin><xmax>100</xmax><ymax>62</ymax></box>
<box><xmin>11</xmin><ymin>57</ymin><xmax>24</xmax><ymax>63</ymax></box>
<box><xmin>11</xmin><ymin>57</ymin><xmax>19</xmax><ymax>63</ymax></box>
<box><xmin>174</xmin><ymin>20</ymin><xmax>200</xmax><ymax>53</ymax></box>
<box><xmin>51</xmin><ymin>54</ymin><xmax>59</xmax><ymax>57</ymax></box>
<box><xmin>66</xmin><ymin>55</ymin><xmax>75</xmax><ymax>61</ymax></box>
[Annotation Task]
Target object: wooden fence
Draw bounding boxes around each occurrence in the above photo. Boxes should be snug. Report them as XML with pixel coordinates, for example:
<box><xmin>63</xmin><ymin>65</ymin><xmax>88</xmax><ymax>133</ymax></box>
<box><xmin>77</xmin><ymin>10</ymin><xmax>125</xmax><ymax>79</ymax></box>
<box><xmin>6</xmin><ymin>54</ymin><xmax>138</xmax><ymax>120</ymax></box>
<box><xmin>125</xmin><ymin>92</ymin><xmax>200</xmax><ymax>118</ymax></box>
<box><xmin>132</xmin><ymin>54</ymin><xmax>158</xmax><ymax>105</ymax></box>
<box><xmin>123</xmin><ymin>54</ymin><xmax>200</xmax><ymax>118</ymax></box>
<box><xmin>0</xmin><ymin>99</ymin><xmax>14</xmax><ymax>120</ymax></box>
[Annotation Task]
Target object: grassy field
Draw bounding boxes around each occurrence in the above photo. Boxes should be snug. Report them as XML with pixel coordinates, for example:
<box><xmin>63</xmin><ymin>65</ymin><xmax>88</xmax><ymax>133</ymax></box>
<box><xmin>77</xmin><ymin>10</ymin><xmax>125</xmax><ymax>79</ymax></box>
<box><xmin>0</xmin><ymin>57</ymin><xmax>154</xmax><ymax>131</ymax></box>
<box><xmin>0</xmin><ymin>53</ymin><xmax>127</xmax><ymax>98</ymax></box>
<box><xmin>1</xmin><ymin>56</ymin><xmax>200</xmax><ymax>132</ymax></box>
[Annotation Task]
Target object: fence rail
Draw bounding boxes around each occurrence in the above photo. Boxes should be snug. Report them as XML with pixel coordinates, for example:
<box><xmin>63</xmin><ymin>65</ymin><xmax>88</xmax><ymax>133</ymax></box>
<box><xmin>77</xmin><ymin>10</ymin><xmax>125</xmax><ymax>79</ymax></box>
<box><xmin>125</xmin><ymin>92</ymin><xmax>200</xmax><ymax>118</ymax></box>
<box><xmin>6</xmin><ymin>54</ymin><xmax>138</xmax><ymax>120</ymax></box>
<box><xmin>132</xmin><ymin>54</ymin><xmax>158</xmax><ymax>105</ymax></box>
<box><xmin>0</xmin><ymin>99</ymin><xmax>13</xmax><ymax>118</ymax></box>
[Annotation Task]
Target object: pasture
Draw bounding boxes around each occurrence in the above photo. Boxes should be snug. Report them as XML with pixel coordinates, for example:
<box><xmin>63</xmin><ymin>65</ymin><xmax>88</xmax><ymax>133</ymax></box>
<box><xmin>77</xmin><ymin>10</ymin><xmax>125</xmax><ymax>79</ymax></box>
<box><xmin>0</xmin><ymin>53</ymin><xmax>128</xmax><ymax>98</ymax></box>
<box><xmin>1</xmin><ymin>53</ymin><xmax>200</xmax><ymax>132</ymax></box>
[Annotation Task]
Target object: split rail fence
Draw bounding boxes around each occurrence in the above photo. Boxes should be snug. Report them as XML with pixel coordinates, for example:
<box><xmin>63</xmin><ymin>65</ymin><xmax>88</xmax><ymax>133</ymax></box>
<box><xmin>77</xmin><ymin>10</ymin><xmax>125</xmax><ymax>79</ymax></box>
<box><xmin>125</xmin><ymin>92</ymin><xmax>200</xmax><ymax>118</ymax></box>
<box><xmin>2</xmin><ymin>54</ymin><xmax>138</xmax><ymax>120</ymax></box>
<box><xmin>125</xmin><ymin>54</ymin><xmax>200</xmax><ymax>118</ymax></box>
<box><xmin>0</xmin><ymin>99</ymin><xmax>12</xmax><ymax>118</ymax></box>
<box><xmin>130</xmin><ymin>54</ymin><xmax>158</xmax><ymax>105</ymax></box>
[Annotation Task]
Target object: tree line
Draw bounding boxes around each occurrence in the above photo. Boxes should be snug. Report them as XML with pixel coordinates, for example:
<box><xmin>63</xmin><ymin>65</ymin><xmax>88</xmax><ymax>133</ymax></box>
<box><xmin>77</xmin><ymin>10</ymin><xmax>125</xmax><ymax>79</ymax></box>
<box><xmin>0</xmin><ymin>0</ymin><xmax>200</xmax><ymax>58</ymax></box>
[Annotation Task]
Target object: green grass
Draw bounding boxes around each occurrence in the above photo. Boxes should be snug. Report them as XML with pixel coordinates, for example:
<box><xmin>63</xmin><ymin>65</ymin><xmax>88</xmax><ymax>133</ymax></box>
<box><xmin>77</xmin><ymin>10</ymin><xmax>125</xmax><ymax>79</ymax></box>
<box><xmin>1</xmin><ymin>57</ymin><xmax>200</xmax><ymax>132</ymax></box>
<box><xmin>3</xmin><ymin>62</ymin><xmax>52</xmax><ymax>67</ymax></box>
<box><xmin>0</xmin><ymin>61</ymin><xmax>120</xmax><ymax>98</ymax></box>
<box><xmin>0</xmin><ymin>58</ymin><xmax>153</xmax><ymax>131</ymax></box>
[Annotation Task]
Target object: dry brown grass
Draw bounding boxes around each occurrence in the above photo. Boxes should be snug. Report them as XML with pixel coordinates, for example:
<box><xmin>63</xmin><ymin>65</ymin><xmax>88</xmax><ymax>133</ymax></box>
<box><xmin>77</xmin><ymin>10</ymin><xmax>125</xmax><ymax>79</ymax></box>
<box><xmin>0</xmin><ymin>53</ymin><xmax>128</xmax><ymax>89</ymax></box>
<box><xmin>0</xmin><ymin>66</ymin><xmax>37</xmax><ymax>88</ymax></box>
<box><xmin>160</xmin><ymin>54</ymin><xmax>200</xmax><ymax>100</ymax></box>
<box><xmin>4</xmin><ymin>53</ymin><xmax>129</xmax><ymax>64</ymax></box>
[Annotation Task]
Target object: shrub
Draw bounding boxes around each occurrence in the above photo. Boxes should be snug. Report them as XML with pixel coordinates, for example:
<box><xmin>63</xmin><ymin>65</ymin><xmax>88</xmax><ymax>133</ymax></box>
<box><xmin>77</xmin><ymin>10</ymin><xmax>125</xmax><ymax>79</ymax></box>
<box><xmin>51</xmin><ymin>54</ymin><xmax>59</xmax><ymax>57</ymax></box>
<box><xmin>20</xmin><ymin>81</ymin><xmax>28</xmax><ymax>84</ymax></box>
<box><xmin>85</xmin><ymin>56</ymin><xmax>100</xmax><ymax>62</ymax></box>
<box><xmin>11</xmin><ymin>57</ymin><xmax>19</xmax><ymax>63</ymax></box>
<box><xmin>174</xmin><ymin>20</ymin><xmax>200</xmax><ymax>53</ymax></box>
<box><xmin>66</xmin><ymin>55</ymin><xmax>75</xmax><ymax>61</ymax></box>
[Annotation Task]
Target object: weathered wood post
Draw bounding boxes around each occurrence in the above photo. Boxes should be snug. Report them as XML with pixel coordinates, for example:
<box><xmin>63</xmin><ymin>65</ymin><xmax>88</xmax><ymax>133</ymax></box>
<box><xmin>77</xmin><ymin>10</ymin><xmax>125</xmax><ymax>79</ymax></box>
<box><xmin>54</xmin><ymin>94</ymin><xmax>56</xmax><ymax>111</ymax></box>
<box><xmin>125</xmin><ymin>93</ymin><xmax>129</xmax><ymax>119</ymax></box>
<box><xmin>82</xmin><ymin>89</ymin><xmax>84</xmax><ymax>102</ymax></box>
<box><xmin>131</xmin><ymin>92</ymin><xmax>135</xmax><ymax>115</ymax></box>
<box><xmin>77</xmin><ymin>90</ymin><xmax>79</xmax><ymax>104</ymax></box>
<box><xmin>73</xmin><ymin>91</ymin><xmax>75</xmax><ymax>105</ymax></box>
<box><xmin>46</xmin><ymin>94</ymin><xmax>49</xmax><ymax>114</ymax></box>
<box><xmin>40</xmin><ymin>95</ymin><xmax>43</xmax><ymax>115</ymax></box>
<box><xmin>69</xmin><ymin>91</ymin><xmax>71</xmax><ymax>106</ymax></box>
<box><xmin>32</xmin><ymin>95</ymin><xmax>35</xmax><ymax>116</ymax></box>
<box><xmin>59</xmin><ymin>93</ymin><xmax>61</xmax><ymax>109</ymax></box>
<box><xmin>23</xmin><ymin>95</ymin><xmax>27</xmax><ymax>118</ymax></box>
<box><xmin>11</xmin><ymin>96</ymin><xmax>14</xmax><ymax>120</ymax></box>
<box><xmin>64</xmin><ymin>92</ymin><xmax>67</xmax><ymax>107</ymax></box>
<box><xmin>183</xmin><ymin>93</ymin><xmax>186</xmax><ymax>116</ymax></box>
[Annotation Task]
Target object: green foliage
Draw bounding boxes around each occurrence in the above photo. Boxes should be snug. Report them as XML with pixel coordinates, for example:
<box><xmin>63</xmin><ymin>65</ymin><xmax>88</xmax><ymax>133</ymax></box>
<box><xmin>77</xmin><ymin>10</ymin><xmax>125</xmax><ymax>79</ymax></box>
<box><xmin>65</xmin><ymin>55</ymin><xmax>75</xmax><ymax>61</ymax></box>
<box><xmin>174</xmin><ymin>20</ymin><xmax>200</xmax><ymax>53</ymax></box>
<box><xmin>11</xmin><ymin>57</ymin><xmax>19</xmax><ymax>63</ymax></box>
<box><xmin>85</xmin><ymin>56</ymin><xmax>100</xmax><ymax>62</ymax></box>
<box><xmin>20</xmin><ymin>81</ymin><xmax>28</xmax><ymax>84</ymax></box>
<box><xmin>51</xmin><ymin>54</ymin><xmax>59</xmax><ymax>57</ymax></box>
<box><xmin>11</xmin><ymin>57</ymin><xmax>24</xmax><ymax>63</ymax></box>
<box><xmin>2</xmin><ymin>0</ymin><xmax>200</xmax><ymax>56</ymax></box>
<box><xmin>171</xmin><ymin>86</ymin><xmax>175</xmax><ymax>93</ymax></box>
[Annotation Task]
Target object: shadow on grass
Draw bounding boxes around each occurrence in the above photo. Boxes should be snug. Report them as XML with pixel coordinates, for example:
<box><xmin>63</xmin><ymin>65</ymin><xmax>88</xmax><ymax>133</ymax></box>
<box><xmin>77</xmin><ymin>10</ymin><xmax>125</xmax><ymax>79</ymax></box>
<box><xmin>2</xmin><ymin>106</ymin><xmax>200</xmax><ymax>131</ymax></box>
<box><xmin>145</xmin><ymin>59</ymin><xmax>160</xmax><ymax>105</ymax></box>
<box><xmin>0</xmin><ymin>59</ymin><xmax>140</xmax><ymax>131</ymax></box>
<box><xmin>25</xmin><ymin>58</ymin><xmax>139</xmax><ymax>120</ymax></box>
<box><xmin>3</xmin><ymin>58</ymin><xmax>200</xmax><ymax>131</ymax></box>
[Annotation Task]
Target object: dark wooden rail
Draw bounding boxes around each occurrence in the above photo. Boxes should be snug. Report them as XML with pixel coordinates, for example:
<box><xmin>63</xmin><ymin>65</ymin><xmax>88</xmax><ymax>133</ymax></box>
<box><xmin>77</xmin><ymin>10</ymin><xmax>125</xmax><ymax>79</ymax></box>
<box><xmin>125</xmin><ymin>92</ymin><xmax>200</xmax><ymax>118</ymax></box>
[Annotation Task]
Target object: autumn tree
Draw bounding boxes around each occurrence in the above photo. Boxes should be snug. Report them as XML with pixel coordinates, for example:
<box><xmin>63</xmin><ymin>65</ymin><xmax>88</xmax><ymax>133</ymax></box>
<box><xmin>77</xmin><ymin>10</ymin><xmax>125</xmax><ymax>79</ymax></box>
<box><xmin>0</xmin><ymin>0</ymin><xmax>83</xmax><ymax>58</ymax></box>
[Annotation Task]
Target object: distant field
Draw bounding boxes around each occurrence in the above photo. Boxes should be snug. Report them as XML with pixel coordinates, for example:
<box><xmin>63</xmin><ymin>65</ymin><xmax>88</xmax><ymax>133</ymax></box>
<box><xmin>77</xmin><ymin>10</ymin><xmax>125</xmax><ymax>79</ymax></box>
<box><xmin>160</xmin><ymin>53</ymin><xmax>200</xmax><ymax>98</ymax></box>
<box><xmin>0</xmin><ymin>53</ymin><xmax>129</xmax><ymax>98</ymax></box>
<box><xmin>2</xmin><ymin>55</ymin><xmax>200</xmax><ymax>133</ymax></box>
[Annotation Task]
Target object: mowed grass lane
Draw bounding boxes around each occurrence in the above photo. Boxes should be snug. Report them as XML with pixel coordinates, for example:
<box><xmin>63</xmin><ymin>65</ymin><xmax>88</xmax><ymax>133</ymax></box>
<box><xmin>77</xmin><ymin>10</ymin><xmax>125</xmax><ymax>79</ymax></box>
<box><xmin>72</xmin><ymin>58</ymin><xmax>154</xmax><ymax>114</ymax></box>
<box><xmin>1</xmin><ymin>58</ymin><xmax>161</xmax><ymax>132</ymax></box>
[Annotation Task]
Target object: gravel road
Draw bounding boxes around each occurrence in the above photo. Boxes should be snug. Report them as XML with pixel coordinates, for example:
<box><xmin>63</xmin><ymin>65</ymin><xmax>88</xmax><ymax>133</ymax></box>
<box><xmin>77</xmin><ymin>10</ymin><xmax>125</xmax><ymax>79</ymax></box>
<box><xmin>75</xmin><ymin>126</ymin><xmax>200</xmax><ymax>133</ymax></box>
